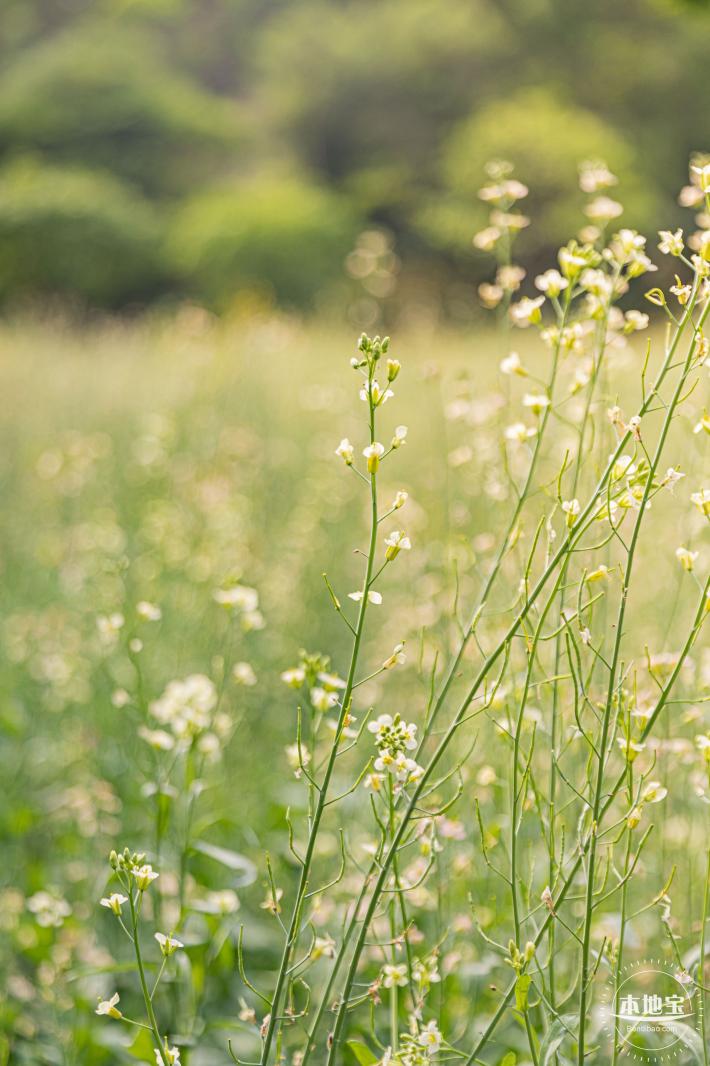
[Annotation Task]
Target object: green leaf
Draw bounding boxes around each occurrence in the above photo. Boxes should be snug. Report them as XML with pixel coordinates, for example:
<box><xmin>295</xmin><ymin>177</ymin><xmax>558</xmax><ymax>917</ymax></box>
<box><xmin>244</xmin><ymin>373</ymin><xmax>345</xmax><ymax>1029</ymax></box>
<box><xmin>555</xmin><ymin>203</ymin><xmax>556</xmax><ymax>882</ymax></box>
<box><xmin>191</xmin><ymin>840</ymin><xmax>257</xmax><ymax>886</ymax></box>
<box><xmin>514</xmin><ymin>972</ymin><xmax>532</xmax><ymax>1012</ymax></box>
<box><xmin>538</xmin><ymin>1014</ymin><xmax>577</xmax><ymax>1065</ymax></box>
<box><xmin>346</xmin><ymin>1040</ymin><xmax>379</xmax><ymax>1065</ymax></box>
<box><xmin>498</xmin><ymin>1054</ymin><xmax>516</xmax><ymax>1066</ymax></box>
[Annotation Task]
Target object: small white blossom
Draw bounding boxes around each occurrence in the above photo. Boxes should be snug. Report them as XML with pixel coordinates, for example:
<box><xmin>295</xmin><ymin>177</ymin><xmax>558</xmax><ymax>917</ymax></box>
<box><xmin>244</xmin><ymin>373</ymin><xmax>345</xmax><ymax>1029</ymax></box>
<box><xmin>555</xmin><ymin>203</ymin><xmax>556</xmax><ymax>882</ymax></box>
<box><xmin>155</xmin><ymin>932</ymin><xmax>184</xmax><ymax>956</ymax></box>
<box><xmin>100</xmin><ymin>893</ymin><xmax>128</xmax><ymax>916</ymax></box>
<box><xmin>392</xmin><ymin>425</ymin><xmax>408</xmax><ymax>449</ymax></box>
<box><xmin>363</xmin><ymin>442</ymin><xmax>385</xmax><ymax>473</ymax></box>
<box><xmin>335</xmin><ymin>438</ymin><xmax>355</xmax><ymax>465</ymax></box>
<box><xmin>384</xmin><ymin>530</ymin><xmax>411</xmax><ymax>559</ymax></box>
<box><xmin>96</xmin><ymin>992</ymin><xmax>122</xmax><ymax>1019</ymax></box>
<box><xmin>348</xmin><ymin>589</ymin><xmax>383</xmax><ymax>605</ymax></box>
<box><xmin>676</xmin><ymin>547</ymin><xmax>699</xmax><ymax>572</ymax></box>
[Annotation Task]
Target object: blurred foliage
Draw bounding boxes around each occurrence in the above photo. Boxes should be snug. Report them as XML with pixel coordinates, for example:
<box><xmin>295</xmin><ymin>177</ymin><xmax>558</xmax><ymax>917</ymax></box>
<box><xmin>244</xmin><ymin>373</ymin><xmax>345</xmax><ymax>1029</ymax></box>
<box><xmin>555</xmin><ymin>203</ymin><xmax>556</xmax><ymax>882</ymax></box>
<box><xmin>0</xmin><ymin>0</ymin><xmax>707</xmax><ymax>307</ymax></box>
<box><xmin>170</xmin><ymin>173</ymin><xmax>358</xmax><ymax>308</ymax></box>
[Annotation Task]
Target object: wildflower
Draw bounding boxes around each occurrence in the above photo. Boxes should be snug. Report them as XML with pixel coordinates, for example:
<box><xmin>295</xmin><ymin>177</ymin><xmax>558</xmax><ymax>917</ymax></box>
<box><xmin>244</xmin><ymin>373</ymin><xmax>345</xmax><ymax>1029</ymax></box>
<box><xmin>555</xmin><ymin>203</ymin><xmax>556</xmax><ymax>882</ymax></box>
<box><xmin>413</xmin><ymin>957</ymin><xmax>441</xmax><ymax>986</ymax></box>
<box><xmin>642</xmin><ymin>781</ymin><xmax>668</xmax><ymax>804</ymax></box>
<box><xmin>617</xmin><ymin>737</ymin><xmax>645</xmax><ymax>763</ymax></box>
<box><xmin>585</xmin><ymin>196</ymin><xmax>623</xmax><ymax>223</ymax></box>
<box><xmin>27</xmin><ymin>891</ymin><xmax>71</xmax><ymax>928</ymax></box>
<box><xmin>510</xmin><ymin>296</ymin><xmax>544</xmax><ymax>327</ymax></box>
<box><xmin>348</xmin><ymin>590</ymin><xmax>382</xmax><ymax>605</ymax></box>
<box><xmin>658</xmin><ymin>229</ymin><xmax>684</xmax><ymax>256</ymax></box>
<box><xmin>260</xmin><ymin>888</ymin><xmax>283</xmax><ymax>915</ymax></box>
<box><xmin>233</xmin><ymin>661</ymin><xmax>257</xmax><ymax>686</ymax></box>
<box><xmin>96</xmin><ymin>993</ymin><xmax>122</xmax><ymax>1019</ymax></box>
<box><xmin>364</xmin><ymin>772</ymin><xmax>384</xmax><ymax>791</ymax></box>
<box><xmin>473</xmin><ymin>226</ymin><xmax>501</xmax><ymax>251</ymax></box>
<box><xmin>663</xmin><ymin>467</ymin><xmax>685</xmax><ymax>490</ymax></box>
<box><xmin>150</xmin><ymin>675</ymin><xmax>217</xmax><ymax>740</ymax></box>
<box><xmin>155</xmin><ymin>932</ymin><xmax>184</xmax><ymax>956</ymax></box>
<box><xmin>534</xmin><ymin>270</ymin><xmax>568</xmax><ymax>298</ymax></box>
<box><xmin>100</xmin><ymin>893</ymin><xmax>128</xmax><ymax>916</ymax></box>
<box><xmin>522</xmin><ymin>393</ymin><xmax>550</xmax><ymax>416</ymax></box>
<box><xmin>97</xmin><ymin>613</ymin><xmax>125</xmax><ymax>645</ymax></box>
<box><xmin>586</xmin><ymin>565</ymin><xmax>610</xmax><ymax>582</ymax></box>
<box><xmin>691</xmin><ymin>489</ymin><xmax>710</xmax><ymax>517</ymax></box>
<box><xmin>497</xmin><ymin>264</ymin><xmax>526</xmax><ymax>291</ymax></box>
<box><xmin>310</xmin><ymin>687</ymin><xmax>338</xmax><ymax>712</ymax></box>
<box><xmin>386</xmin><ymin>359</ymin><xmax>401</xmax><ymax>382</ymax></box>
<box><xmin>393</xmin><ymin>490</ymin><xmax>408</xmax><ymax>509</ymax></box>
<box><xmin>624</xmin><ymin>310</ymin><xmax>649</xmax><ymax>333</ymax></box>
<box><xmin>391</xmin><ymin>425</ymin><xmax>408</xmax><ymax>449</ymax></box>
<box><xmin>382</xmin><ymin>963</ymin><xmax>408</xmax><ymax>988</ymax></box>
<box><xmin>155</xmin><ymin>1047</ymin><xmax>180</xmax><ymax>1065</ymax></box>
<box><xmin>213</xmin><ymin>584</ymin><xmax>259</xmax><ymax>612</ymax></box>
<box><xmin>312</xmin><ymin>934</ymin><xmax>337</xmax><ymax>960</ymax></box>
<box><xmin>335</xmin><ymin>438</ymin><xmax>354</xmax><ymax>465</ymax></box>
<box><xmin>368</xmin><ymin>714</ymin><xmax>418</xmax><ymax>752</ymax></box>
<box><xmin>693</xmin><ymin>411</ymin><xmax>710</xmax><ymax>435</ymax></box>
<box><xmin>479</xmin><ymin>282</ymin><xmax>504</xmax><ymax>308</ymax></box>
<box><xmin>138</xmin><ymin>726</ymin><xmax>175</xmax><ymax>751</ymax></box>
<box><xmin>360</xmin><ymin>380</ymin><xmax>393</xmax><ymax>407</ymax></box>
<box><xmin>627</xmin><ymin>806</ymin><xmax>642</xmax><ymax>829</ymax></box>
<box><xmin>579</xmin><ymin>160</ymin><xmax>617</xmax><ymax>194</ymax></box>
<box><xmin>134</xmin><ymin>865</ymin><xmax>159</xmax><ymax>891</ymax></box>
<box><xmin>676</xmin><ymin>547</ymin><xmax>699</xmax><ymax>572</ymax></box>
<box><xmin>418</xmin><ymin>1021</ymin><xmax>443</xmax><ymax>1055</ymax></box>
<box><xmin>670</xmin><ymin>277</ymin><xmax>692</xmax><ymax>305</ymax></box>
<box><xmin>198</xmin><ymin>889</ymin><xmax>239</xmax><ymax>916</ymax></box>
<box><xmin>385</xmin><ymin>530</ymin><xmax>411</xmax><ymax>560</ymax></box>
<box><xmin>136</xmin><ymin>601</ymin><xmax>161</xmax><ymax>622</ymax></box>
<box><xmin>500</xmin><ymin>351</ymin><xmax>526</xmax><ymax>376</ymax></box>
<box><xmin>504</xmin><ymin>422</ymin><xmax>536</xmax><ymax>443</ymax></box>
<box><xmin>691</xmin><ymin>162</ymin><xmax>710</xmax><ymax>192</ymax></box>
<box><xmin>561</xmin><ymin>499</ymin><xmax>581</xmax><ymax>529</ymax></box>
<box><xmin>541</xmin><ymin>885</ymin><xmax>555</xmax><ymax>913</ymax></box>
<box><xmin>238</xmin><ymin>998</ymin><xmax>257</xmax><ymax>1024</ymax></box>
<box><xmin>281</xmin><ymin>667</ymin><xmax>305</xmax><ymax>687</ymax></box>
<box><xmin>383</xmin><ymin>643</ymin><xmax>406</xmax><ymax>670</ymax></box>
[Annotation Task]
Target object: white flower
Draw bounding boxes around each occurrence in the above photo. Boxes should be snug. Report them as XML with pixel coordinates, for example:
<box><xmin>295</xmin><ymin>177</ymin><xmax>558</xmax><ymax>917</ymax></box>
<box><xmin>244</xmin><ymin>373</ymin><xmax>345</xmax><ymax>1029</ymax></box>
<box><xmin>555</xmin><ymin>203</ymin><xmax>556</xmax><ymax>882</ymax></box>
<box><xmin>534</xmin><ymin>269</ymin><xmax>568</xmax><ymax>298</ymax></box>
<box><xmin>335</xmin><ymin>438</ymin><xmax>354</xmax><ymax>465</ymax></box>
<box><xmin>642</xmin><ymin>781</ymin><xmax>668</xmax><ymax>804</ymax></box>
<box><xmin>136</xmin><ymin>601</ymin><xmax>161</xmax><ymax>622</ymax></box>
<box><xmin>500</xmin><ymin>351</ymin><xmax>526</xmax><ymax>376</ymax></box>
<box><xmin>691</xmin><ymin>163</ymin><xmax>710</xmax><ymax>192</ymax></box>
<box><xmin>392</xmin><ymin>425</ymin><xmax>408</xmax><ymax>449</ymax></box>
<box><xmin>310</xmin><ymin>687</ymin><xmax>339</xmax><ymax>712</ymax></box>
<box><xmin>138</xmin><ymin>726</ymin><xmax>175</xmax><ymax>751</ymax></box>
<box><xmin>658</xmin><ymin>229</ymin><xmax>684</xmax><ymax>256</ymax></box>
<box><xmin>561</xmin><ymin>499</ymin><xmax>581</xmax><ymax>528</ymax></box>
<box><xmin>155</xmin><ymin>932</ymin><xmax>184</xmax><ymax>956</ymax></box>
<box><xmin>579</xmin><ymin>160</ymin><xmax>617</xmax><ymax>194</ymax></box>
<box><xmin>510</xmin><ymin>295</ymin><xmax>544</xmax><ymax>327</ymax></box>
<box><xmin>693</xmin><ymin>412</ymin><xmax>710</xmax><ymax>435</ymax></box>
<box><xmin>233</xmin><ymin>661</ymin><xmax>257</xmax><ymax>686</ymax></box>
<box><xmin>150</xmin><ymin>675</ymin><xmax>217</xmax><ymax>740</ymax></box>
<box><xmin>663</xmin><ymin>467</ymin><xmax>685</xmax><ymax>490</ymax></box>
<box><xmin>691</xmin><ymin>489</ymin><xmax>710</xmax><ymax>517</ymax></box>
<box><xmin>676</xmin><ymin>547</ymin><xmax>699</xmax><ymax>572</ymax></box>
<box><xmin>522</xmin><ymin>393</ymin><xmax>550</xmax><ymax>416</ymax></box>
<box><xmin>96</xmin><ymin>993</ymin><xmax>122</xmax><ymax>1019</ymax></box>
<box><xmin>281</xmin><ymin>667</ymin><xmax>305</xmax><ymax>687</ymax></box>
<box><xmin>97</xmin><ymin>613</ymin><xmax>125</xmax><ymax>645</ymax></box>
<box><xmin>348</xmin><ymin>590</ymin><xmax>382</xmax><ymax>604</ymax></box>
<box><xmin>100</xmin><ymin>893</ymin><xmax>128</xmax><ymax>916</ymax></box>
<box><xmin>392</xmin><ymin>490</ymin><xmax>408</xmax><ymax>509</ymax></box>
<box><xmin>382</xmin><ymin>963</ymin><xmax>408</xmax><ymax>988</ymax></box>
<box><xmin>384</xmin><ymin>530</ymin><xmax>411</xmax><ymax>560</ymax></box>
<box><xmin>360</xmin><ymin>379</ymin><xmax>393</xmax><ymax>407</ymax></box>
<box><xmin>134</xmin><ymin>864</ymin><xmax>159</xmax><ymax>892</ymax></box>
<box><xmin>213</xmin><ymin>585</ymin><xmax>259</xmax><ymax>612</ymax></box>
<box><xmin>418</xmin><ymin>1021</ymin><xmax>443</xmax><ymax>1055</ymax></box>
<box><xmin>363</xmin><ymin>442</ymin><xmax>385</xmax><ymax>473</ymax></box>
<box><xmin>383</xmin><ymin>643</ymin><xmax>406</xmax><ymax>670</ymax></box>
<box><xmin>624</xmin><ymin>310</ymin><xmax>649</xmax><ymax>333</ymax></box>
<box><xmin>473</xmin><ymin>226</ymin><xmax>501</xmax><ymax>251</ymax></box>
<box><xmin>27</xmin><ymin>891</ymin><xmax>71</xmax><ymax>928</ymax></box>
<box><xmin>505</xmin><ymin>422</ymin><xmax>536</xmax><ymax>443</ymax></box>
<box><xmin>585</xmin><ymin>196</ymin><xmax>623</xmax><ymax>223</ymax></box>
<box><xmin>155</xmin><ymin>1047</ymin><xmax>180</xmax><ymax>1065</ymax></box>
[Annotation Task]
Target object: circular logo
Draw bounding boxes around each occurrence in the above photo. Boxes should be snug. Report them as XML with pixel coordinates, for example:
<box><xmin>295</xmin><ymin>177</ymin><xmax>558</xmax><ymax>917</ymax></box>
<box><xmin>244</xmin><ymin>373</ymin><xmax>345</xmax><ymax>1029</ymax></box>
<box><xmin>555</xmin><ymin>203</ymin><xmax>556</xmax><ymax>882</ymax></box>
<box><xmin>601</xmin><ymin>959</ymin><xmax>703</xmax><ymax>1062</ymax></box>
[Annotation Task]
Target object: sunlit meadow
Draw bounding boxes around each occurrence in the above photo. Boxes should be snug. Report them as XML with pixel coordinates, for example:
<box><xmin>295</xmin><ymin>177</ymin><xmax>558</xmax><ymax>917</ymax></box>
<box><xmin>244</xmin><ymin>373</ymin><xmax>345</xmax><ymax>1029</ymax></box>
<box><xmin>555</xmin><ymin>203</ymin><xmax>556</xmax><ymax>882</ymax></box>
<box><xmin>2</xmin><ymin>158</ymin><xmax>710</xmax><ymax>1066</ymax></box>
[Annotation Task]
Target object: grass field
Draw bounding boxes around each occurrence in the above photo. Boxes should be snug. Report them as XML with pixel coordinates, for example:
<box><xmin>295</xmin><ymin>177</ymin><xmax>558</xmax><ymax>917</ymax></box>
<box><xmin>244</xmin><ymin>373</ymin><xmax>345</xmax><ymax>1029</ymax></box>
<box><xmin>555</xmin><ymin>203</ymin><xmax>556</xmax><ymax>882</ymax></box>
<box><xmin>1</xmin><ymin>306</ymin><xmax>709</xmax><ymax>1066</ymax></box>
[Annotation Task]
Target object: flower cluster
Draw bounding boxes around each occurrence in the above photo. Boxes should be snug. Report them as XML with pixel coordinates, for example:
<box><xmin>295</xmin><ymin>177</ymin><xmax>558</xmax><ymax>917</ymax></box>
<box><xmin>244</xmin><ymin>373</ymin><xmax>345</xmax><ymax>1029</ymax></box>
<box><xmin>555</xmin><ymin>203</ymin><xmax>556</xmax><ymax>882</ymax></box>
<box><xmin>367</xmin><ymin>713</ymin><xmax>423</xmax><ymax>788</ymax></box>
